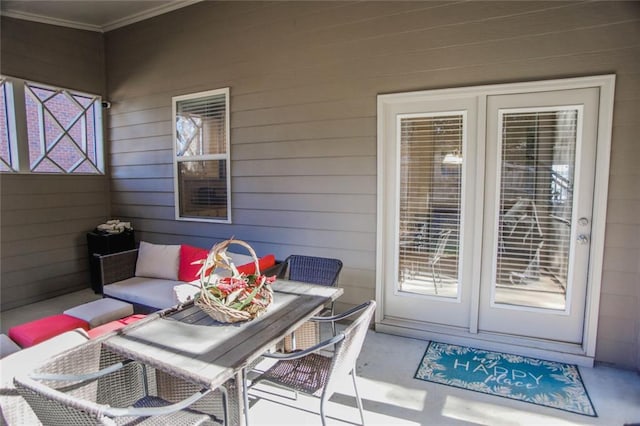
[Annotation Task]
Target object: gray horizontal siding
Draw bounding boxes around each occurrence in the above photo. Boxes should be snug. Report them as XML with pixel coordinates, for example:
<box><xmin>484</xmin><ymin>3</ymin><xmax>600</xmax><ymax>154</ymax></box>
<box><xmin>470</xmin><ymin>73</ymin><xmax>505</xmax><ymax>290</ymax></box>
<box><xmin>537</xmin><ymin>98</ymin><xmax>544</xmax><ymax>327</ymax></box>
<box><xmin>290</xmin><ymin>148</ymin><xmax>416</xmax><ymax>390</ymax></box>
<box><xmin>0</xmin><ymin>17</ymin><xmax>104</xmax><ymax>94</ymax></box>
<box><xmin>0</xmin><ymin>175</ymin><xmax>109</xmax><ymax>309</ymax></box>
<box><xmin>104</xmin><ymin>1</ymin><xmax>640</xmax><ymax>368</ymax></box>
<box><xmin>0</xmin><ymin>17</ymin><xmax>108</xmax><ymax>309</ymax></box>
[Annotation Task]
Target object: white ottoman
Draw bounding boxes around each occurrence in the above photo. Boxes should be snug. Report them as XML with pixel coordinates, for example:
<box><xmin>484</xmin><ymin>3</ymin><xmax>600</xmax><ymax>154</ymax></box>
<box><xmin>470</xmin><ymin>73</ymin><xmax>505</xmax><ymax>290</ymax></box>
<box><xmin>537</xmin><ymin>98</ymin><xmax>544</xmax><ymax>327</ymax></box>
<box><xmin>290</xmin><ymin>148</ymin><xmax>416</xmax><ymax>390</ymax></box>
<box><xmin>64</xmin><ymin>298</ymin><xmax>134</xmax><ymax>328</ymax></box>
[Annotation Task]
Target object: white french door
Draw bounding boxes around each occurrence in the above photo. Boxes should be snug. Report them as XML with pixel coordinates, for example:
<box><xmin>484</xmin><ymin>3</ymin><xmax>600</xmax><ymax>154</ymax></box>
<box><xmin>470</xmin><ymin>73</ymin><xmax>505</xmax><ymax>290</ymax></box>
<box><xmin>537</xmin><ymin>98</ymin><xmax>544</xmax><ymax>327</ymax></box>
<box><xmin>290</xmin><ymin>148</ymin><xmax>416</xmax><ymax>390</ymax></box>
<box><xmin>377</xmin><ymin>76</ymin><xmax>615</xmax><ymax>362</ymax></box>
<box><xmin>378</xmin><ymin>96</ymin><xmax>478</xmax><ymax>329</ymax></box>
<box><xmin>479</xmin><ymin>88</ymin><xmax>599</xmax><ymax>343</ymax></box>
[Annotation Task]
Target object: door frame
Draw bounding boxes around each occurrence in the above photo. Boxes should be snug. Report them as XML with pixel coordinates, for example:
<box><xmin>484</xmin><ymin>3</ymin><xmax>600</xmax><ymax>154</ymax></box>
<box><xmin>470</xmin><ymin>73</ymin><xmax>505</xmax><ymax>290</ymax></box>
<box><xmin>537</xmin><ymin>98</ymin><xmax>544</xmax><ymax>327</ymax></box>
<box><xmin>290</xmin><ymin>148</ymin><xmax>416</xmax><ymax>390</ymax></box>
<box><xmin>376</xmin><ymin>75</ymin><xmax>616</xmax><ymax>366</ymax></box>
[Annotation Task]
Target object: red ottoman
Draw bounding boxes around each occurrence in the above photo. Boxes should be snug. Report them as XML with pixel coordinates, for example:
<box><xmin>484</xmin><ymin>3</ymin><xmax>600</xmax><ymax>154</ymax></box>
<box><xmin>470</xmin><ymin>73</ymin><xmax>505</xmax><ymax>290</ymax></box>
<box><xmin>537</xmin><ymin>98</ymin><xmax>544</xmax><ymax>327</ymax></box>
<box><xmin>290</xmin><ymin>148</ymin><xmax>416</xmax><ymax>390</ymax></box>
<box><xmin>88</xmin><ymin>314</ymin><xmax>146</xmax><ymax>339</ymax></box>
<box><xmin>8</xmin><ymin>314</ymin><xmax>90</xmax><ymax>348</ymax></box>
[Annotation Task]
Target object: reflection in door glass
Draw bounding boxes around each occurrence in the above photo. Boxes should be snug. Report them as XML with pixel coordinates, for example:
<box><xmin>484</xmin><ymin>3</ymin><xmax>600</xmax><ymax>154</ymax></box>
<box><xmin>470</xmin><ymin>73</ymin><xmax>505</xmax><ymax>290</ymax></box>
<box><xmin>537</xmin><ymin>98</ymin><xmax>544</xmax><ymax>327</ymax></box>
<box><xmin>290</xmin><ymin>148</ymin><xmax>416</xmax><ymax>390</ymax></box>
<box><xmin>494</xmin><ymin>109</ymin><xmax>577</xmax><ymax>310</ymax></box>
<box><xmin>397</xmin><ymin>114</ymin><xmax>463</xmax><ymax>298</ymax></box>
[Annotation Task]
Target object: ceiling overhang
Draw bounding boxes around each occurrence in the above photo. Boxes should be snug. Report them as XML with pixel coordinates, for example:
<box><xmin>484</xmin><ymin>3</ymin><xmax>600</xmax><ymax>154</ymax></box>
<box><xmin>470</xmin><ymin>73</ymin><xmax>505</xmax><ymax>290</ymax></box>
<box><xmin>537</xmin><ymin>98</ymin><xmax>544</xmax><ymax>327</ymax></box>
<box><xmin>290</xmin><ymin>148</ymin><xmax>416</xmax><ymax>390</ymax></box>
<box><xmin>0</xmin><ymin>0</ymin><xmax>202</xmax><ymax>33</ymax></box>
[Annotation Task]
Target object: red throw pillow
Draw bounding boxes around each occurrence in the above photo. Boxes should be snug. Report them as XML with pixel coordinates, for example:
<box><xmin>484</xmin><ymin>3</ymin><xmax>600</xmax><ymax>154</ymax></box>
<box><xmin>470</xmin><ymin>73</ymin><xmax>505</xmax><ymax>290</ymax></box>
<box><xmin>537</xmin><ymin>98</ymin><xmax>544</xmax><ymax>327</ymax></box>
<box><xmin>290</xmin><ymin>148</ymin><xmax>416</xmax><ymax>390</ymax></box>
<box><xmin>179</xmin><ymin>244</ymin><xmax>209</xmax><ymax>282</ymax></box>
<box><xmin>236</xmin><ymin>254</ymin><xmax>276</xmax><ymax>275</ymax></box>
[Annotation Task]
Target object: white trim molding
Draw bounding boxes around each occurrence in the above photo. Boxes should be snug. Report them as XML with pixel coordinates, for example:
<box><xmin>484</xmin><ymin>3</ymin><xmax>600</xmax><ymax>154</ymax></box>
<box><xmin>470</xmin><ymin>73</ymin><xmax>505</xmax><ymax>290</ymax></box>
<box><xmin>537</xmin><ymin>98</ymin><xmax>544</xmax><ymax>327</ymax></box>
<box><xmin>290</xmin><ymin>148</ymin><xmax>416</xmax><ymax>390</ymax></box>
<box><xmin>0</xmin><ymin>1</ymin><xmax>202</xmax><ymax>33</ymax></box>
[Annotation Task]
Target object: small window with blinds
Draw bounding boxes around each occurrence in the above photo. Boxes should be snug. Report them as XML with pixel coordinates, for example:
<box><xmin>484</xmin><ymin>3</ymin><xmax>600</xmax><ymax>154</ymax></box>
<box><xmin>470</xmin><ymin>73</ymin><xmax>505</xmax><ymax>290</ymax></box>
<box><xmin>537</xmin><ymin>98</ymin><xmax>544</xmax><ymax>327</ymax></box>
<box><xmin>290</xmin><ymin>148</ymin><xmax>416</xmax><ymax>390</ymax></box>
<box><xmin>493</xmin><ymin>107</ymin><xmax>578</xmax><ymax>310</ymax></box>
<box><xmin>397</xmin><ymin>113</ymin><xmax>464</xmax><ymax>298</ymax></box>
<box><xmin>173</xmin><ymin>88</ymin><xmax>231</xmax><ymax>222</ymax></box>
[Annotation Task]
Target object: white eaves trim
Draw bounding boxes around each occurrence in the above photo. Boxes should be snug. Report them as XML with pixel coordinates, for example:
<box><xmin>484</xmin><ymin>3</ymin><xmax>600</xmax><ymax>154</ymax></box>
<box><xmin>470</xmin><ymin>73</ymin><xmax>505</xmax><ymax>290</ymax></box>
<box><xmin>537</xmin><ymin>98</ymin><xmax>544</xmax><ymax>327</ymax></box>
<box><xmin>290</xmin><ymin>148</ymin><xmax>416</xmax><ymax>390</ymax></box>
<box><xmin>0</xmin><ymin>0</ymin><xmax>202</xmax><ymax>33</ymax></box>
<box><xmin>0</xmin><ymin>9</ymin><xmax>103</xmax><ymax>32</ymax></box>
<box><xmin>102</xmin><ymin>0</ymin><xmax>202</xmax><ymax>32</ymax></box>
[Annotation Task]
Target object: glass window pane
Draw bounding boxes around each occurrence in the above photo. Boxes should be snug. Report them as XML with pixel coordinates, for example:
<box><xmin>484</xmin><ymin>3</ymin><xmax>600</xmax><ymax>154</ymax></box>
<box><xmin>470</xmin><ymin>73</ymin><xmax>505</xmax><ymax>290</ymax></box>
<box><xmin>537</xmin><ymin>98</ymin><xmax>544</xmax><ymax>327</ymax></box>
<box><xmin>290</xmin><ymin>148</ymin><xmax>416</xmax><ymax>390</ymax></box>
<box><xmin>24</xmin><ymin>83</ymin><xmax>102</xmax><ymax>174</ymax></box>
<box><xmin>177</xmin><ymin>160</ymin><xmax>228</xmax><ymax>220</ymax></box>
<box><xmin>0</xmin><ymin>80</ymin><xmax>15</xmax><ymax>172</ymax></box>
<box><xmin>494</xmin><ymin>109</ymin><xmax>578</xmax><ymax>311</ymax></box>
<box><xmin>176</xmin><ymin>93</ymin><xmax>227</xmax><ymax>156</ymax></box>
<box><xmin>174</xmin><ymin>88</ymin><xmax>230</xmax><ymax>222</ymax></box>
<box><xmin>397</xmin><ymin>114</ymin><xmax>463</xmax><ymax>298</ymax></box>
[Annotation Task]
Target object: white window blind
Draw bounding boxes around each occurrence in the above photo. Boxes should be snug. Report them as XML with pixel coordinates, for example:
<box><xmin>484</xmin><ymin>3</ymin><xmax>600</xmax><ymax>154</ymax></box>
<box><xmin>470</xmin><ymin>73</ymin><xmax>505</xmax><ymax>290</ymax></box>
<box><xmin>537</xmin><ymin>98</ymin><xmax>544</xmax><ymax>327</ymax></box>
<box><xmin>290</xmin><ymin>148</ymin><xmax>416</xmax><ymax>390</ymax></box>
<box><xmin>397</xmin><ymin>113</ymin><xmax>463</xmax><ymax>297</ymax></box>
<box><xmin>494</xmin><ymin>109</ymin><xmax>578</xmax><ymax>310</ymax></box>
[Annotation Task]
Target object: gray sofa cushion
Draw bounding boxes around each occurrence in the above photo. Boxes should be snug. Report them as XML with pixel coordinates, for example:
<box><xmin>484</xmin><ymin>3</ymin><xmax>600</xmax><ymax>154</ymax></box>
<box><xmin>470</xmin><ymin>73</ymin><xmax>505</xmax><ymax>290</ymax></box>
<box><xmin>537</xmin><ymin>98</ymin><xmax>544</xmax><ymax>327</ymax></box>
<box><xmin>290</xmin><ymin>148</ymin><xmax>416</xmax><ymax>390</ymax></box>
<box><xmin>0</xmin><ymin>334</ymin><xmax>20</xmax><ymax>359</ymax></box>
<box><xmin>64</xmin><ymin>298</ymin><xmax>134</xmax><ymax>327</ymax></box>
<box><xmin>103</xmin><ymin>276</ymin><xmax>184</xmax><ymax>310</ymax></box>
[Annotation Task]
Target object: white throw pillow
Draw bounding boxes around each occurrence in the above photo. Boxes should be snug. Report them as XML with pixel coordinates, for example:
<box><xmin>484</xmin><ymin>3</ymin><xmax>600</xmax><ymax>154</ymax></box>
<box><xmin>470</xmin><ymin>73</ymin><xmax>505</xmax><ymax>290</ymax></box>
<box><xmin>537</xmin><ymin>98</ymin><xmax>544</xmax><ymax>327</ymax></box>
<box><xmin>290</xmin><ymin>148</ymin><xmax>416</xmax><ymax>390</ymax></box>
<box><xmin>135</xmin><ymin>241</ymin><xmax>180</xmax><ymax>280</ymax></box>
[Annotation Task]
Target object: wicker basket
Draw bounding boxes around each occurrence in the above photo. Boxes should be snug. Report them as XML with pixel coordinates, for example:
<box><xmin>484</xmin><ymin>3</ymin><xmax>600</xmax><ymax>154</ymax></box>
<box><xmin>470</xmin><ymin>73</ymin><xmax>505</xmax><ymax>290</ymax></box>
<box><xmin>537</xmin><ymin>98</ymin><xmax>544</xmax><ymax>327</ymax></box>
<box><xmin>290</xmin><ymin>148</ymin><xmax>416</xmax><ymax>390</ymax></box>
<box><xmin>195</xmin><ymin>239</ymin><xmax>273</xmax><ymax>323</ymax></box>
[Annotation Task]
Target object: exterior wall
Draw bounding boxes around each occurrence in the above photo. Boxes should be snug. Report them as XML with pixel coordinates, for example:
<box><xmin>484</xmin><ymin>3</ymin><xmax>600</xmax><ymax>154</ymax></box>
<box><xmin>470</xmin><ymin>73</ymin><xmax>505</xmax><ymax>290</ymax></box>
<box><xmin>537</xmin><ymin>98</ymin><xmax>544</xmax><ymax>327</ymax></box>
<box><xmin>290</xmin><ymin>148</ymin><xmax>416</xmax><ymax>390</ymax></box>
<box><xmin>0</xmin><ymin>17</ymin><xmax>109</xmax><ymax>309</ymax></box>
<box><xmin>104</xmin><ymin>2</ymin><xmax>639</xmax><ymax>369</ymax></box>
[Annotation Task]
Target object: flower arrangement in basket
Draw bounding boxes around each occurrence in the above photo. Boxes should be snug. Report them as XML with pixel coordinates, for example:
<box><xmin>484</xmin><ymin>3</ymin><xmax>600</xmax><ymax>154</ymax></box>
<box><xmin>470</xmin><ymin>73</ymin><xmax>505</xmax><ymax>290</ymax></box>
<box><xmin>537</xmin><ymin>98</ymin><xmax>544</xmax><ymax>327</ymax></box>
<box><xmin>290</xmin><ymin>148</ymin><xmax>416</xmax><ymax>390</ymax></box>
<box><xmin>195</xmin><ymin>238</ymin><xmax>275</xmax><ymax>323</ymax></box>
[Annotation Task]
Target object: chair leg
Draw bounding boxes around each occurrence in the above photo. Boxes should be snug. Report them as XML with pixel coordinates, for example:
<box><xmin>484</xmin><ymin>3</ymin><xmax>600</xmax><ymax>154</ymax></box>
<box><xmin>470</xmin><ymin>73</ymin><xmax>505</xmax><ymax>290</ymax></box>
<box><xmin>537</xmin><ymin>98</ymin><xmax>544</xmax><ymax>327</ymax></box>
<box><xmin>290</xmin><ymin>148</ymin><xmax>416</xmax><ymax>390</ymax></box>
<box><xmin>220</xmin><ymin>384</ymin><xmax>229</xmax><ymax>426</ymax></box>
<box><xmin>320</xmin><ymin>393</ymin><xmax>329</xmax><ymax>426</ymax></box>
<box><xmin>241</xmin><ymin>368</ymin><xmax>250</xmax><ymax>426</ymax></box>
<box><xmin>351</xmin><ymin>369</ymin><xmax>365</xmax><ymax>425</ymax></box>
<box><xmin>330</xmin><ymin>302</ymin><xmax>336</xmax><ymax>336</ymax></box>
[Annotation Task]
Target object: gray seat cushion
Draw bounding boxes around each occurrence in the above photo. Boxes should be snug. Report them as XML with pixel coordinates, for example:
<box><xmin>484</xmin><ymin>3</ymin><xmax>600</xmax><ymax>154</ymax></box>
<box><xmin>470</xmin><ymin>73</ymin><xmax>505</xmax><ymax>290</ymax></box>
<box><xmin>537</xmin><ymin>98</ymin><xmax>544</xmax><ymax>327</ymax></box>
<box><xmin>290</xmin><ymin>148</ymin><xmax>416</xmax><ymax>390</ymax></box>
<box><xmin>64</xmin><ymin>298</ymin><xmax>134</xmax><ymax>328</ymax></box>
<box><xmin>103</xmin><ymin>277</ymin><xmax>183</xmax><ymax>310</ymax></box>
<box><xmin>0</xmin><ymin>334</ymin><xmax>20</xmax><ymax>359</ymax></box>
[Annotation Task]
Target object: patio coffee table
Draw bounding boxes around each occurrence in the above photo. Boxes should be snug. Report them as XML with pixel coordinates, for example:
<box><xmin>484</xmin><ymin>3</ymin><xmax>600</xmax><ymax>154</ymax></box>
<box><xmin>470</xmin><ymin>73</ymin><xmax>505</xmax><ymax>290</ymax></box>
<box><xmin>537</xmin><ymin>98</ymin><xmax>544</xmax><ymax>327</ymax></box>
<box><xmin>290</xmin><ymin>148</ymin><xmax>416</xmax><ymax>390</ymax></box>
<box><xmin>103</xmin><ymin>279</ymin><xmax>343</xmax><ymax>425</ymax></box>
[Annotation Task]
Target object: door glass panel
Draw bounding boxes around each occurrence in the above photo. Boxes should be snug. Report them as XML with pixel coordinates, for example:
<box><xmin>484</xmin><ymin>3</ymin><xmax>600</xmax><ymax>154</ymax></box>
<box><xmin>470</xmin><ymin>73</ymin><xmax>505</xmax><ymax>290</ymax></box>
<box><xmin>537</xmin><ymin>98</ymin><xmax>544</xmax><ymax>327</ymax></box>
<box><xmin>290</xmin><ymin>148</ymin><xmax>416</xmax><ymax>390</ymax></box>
<box><xmin>494</xmin><ymin>108</ymin><xmax>578</xmax><ymax>310</ymax></box>
<box><xmin>398</xmin><ymin>114</ymin><xmax>463</xmax><ymax>298</ymax></box>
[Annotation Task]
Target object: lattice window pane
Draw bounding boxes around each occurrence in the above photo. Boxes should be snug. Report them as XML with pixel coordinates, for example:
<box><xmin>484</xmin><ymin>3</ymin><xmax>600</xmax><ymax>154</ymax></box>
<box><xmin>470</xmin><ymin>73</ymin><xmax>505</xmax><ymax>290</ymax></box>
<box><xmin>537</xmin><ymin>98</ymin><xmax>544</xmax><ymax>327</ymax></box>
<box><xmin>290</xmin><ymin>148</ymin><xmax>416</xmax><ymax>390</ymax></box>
<box><xmin>25</xmin><ymin>82</ymin><xmax>102</xmax><ymax>174</ymax></box>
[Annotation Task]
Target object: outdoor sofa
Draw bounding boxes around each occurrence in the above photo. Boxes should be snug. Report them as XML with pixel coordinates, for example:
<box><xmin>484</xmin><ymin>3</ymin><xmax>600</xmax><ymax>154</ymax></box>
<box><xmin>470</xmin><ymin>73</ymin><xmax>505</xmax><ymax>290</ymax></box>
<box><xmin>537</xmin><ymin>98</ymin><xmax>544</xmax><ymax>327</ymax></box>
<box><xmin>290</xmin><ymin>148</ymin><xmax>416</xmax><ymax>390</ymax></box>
<box><xmin>97</xmin><ymin>241</ymin><xmax>280</xmax><ymax>313</ymax></box>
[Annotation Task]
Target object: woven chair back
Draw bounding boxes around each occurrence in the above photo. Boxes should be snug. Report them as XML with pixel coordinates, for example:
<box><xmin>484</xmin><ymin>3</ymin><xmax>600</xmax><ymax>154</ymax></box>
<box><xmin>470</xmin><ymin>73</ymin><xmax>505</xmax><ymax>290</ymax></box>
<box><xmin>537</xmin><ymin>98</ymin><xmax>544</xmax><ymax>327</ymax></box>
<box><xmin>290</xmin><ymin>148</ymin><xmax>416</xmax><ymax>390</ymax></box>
<box><xmin>285</xmin><ymin>255</ymin><xmax>343</xmax><ymax>286</ymax></box>
<box><xmin>325</xmin><ymin>300</ymin><xmax>376</xmax><ymax>396</ymax></box>
<box><xmin>14</xmin><ymin>340</ymin><xmax>113</xmax><ymax>425</ymax></box>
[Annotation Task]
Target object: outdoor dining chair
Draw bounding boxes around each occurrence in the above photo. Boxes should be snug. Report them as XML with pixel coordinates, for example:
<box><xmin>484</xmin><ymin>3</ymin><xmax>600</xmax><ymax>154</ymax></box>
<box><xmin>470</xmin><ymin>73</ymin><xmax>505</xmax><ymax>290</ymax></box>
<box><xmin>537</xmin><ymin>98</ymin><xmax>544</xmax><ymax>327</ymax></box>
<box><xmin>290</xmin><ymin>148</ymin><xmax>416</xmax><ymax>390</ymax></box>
<box><xmin>427</xmin><ymin>229</ymin><xmax>452</xmax><ymax>295</ymax></box>
<box><xmin>13</xmin><ymin>340</ymin><xmax>227</xmax><ymax>425</ymax></box>
<box><xmin>278</xmin><ymin>255</ymin><xmax>343</xmax><ymax>344</ymax></box>
<box><xmin>246</xmin><ymin>300</ymin><xmax>376</xmax><ymax>426</ymax></box>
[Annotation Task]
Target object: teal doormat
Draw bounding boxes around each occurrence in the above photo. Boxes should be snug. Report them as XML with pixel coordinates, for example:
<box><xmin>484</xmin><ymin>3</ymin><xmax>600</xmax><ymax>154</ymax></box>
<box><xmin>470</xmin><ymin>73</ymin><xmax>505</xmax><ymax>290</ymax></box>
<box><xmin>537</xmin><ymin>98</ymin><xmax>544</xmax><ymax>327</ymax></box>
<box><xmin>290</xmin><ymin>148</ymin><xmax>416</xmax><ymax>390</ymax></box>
<box><xmin>415</xmin><ymin>341</ymin><xmax>596</xmax><ymax>417</ymax></box>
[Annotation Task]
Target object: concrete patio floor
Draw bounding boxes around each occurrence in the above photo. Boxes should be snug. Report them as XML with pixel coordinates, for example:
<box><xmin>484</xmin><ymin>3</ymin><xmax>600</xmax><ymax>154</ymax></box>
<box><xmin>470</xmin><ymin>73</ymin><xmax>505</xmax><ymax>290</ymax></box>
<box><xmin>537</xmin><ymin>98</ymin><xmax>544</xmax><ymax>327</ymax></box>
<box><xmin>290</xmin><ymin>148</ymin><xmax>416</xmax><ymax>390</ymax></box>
<box><xmin>2</xmin><ymin>289</ymin><xmax>639</xmax><ymax>425</ymax></box>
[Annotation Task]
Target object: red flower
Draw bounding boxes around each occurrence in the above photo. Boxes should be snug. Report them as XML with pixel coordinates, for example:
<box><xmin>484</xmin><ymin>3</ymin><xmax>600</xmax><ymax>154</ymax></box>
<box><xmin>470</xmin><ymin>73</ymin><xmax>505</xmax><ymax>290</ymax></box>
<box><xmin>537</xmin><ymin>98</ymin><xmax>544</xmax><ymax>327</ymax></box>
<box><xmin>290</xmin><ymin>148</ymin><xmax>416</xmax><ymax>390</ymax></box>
<box><xmin>217</xmin><ymin>276</ymin><xmax>248</xmax><ymax>295</ymax></box>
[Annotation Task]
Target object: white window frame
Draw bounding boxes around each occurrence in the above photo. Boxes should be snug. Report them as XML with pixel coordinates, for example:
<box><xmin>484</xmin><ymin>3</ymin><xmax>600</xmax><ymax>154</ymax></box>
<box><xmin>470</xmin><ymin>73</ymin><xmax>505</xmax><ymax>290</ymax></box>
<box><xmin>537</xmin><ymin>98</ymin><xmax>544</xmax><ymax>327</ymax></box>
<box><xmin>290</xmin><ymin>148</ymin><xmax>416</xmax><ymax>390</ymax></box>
<box><xmin>0</xmin><ymin>75</ymin><xmax>104</xmax><ymax>174</ymax></box>
<box><xmin>172</xmin><ymin>87</ymin><xmax>231</xmax><ymax>223</ymax></box>
<box><xmin>0</xmin><ymin>78</ymin><xmax>21</xmax><ymax>172</ymax></box>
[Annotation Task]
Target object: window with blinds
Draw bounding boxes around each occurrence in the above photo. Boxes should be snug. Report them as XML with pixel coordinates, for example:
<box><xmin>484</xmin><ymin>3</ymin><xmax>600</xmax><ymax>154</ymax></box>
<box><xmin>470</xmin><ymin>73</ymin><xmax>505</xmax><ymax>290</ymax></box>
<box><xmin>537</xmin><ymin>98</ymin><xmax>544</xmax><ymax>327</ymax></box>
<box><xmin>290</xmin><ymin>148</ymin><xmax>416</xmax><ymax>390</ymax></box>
<box><xmin>494</xmin><ymin>108</ymin><xmax>578</xmax><ymax>310</ymax></box>
<box><xmin>173</xmin><ymin>88</ymin><xmax>230</xmax><ymax>222</ymax></box>
<box><xmin>397</xmin><ymin>113</ymin><xmax>464</xmax><ymax>298</ymax></box>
